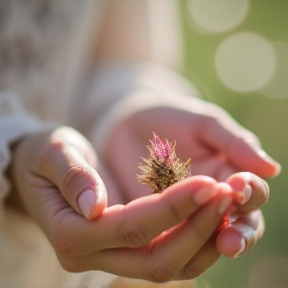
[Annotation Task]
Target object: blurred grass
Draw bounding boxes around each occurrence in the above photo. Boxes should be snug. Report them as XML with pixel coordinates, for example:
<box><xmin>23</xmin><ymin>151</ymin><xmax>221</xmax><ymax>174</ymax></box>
<box><xmin>179</xmin><ymin>1</ymin><xmax>288</xmax><ymax>287</ymax></box>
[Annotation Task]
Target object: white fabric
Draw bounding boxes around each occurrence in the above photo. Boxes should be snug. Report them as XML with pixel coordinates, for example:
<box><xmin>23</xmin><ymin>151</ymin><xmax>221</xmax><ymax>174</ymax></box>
<box><xmin>85</xmin><ymin>63</ymin><xmax>199</xmax><ymax>155</ymax></box>
<box><xmin>0</xmin><ymin>1</ymin><xmax>194</xmax><ymax>287</ymax></box>
<box><xmin>0</xmin><ymin>91</ymin><xmax>42</xmax><ymax>201</ymax></box>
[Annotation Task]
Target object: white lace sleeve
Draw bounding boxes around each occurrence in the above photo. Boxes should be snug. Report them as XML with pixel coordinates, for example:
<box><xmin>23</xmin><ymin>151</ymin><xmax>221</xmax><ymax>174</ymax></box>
<box><xmin>0</xmin><ymin>91</ymin><xmax>42</xmax><ymax>202</ymax></box>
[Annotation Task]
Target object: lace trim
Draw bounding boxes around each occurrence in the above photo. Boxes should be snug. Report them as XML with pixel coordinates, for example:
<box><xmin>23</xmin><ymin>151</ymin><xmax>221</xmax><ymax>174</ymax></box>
<box><xmin>0</xmin><ymin>91</ymin><xmax>42</xmax><ymax>200</ymax></box>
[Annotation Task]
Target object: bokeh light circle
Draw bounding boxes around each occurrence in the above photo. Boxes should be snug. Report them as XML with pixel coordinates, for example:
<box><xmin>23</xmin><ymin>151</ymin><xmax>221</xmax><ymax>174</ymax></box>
<box><xmin>187</xmin><ymin>0</ymin><xmax>249</xmax><ymax>33</ymax></box>
<box><xmin>215</xmin><ymin>32</ymin><xmax>276</xmax><ymax>93</ymax></box>
<box><xmin>260</xmin><ymin>42</ymin><xmax>288</xmax><ymax>99</ymax></box>
<box><xmin>248</xmin><ymin>256</ymin><xmax>288</xmax><ymax>288</ymax></box>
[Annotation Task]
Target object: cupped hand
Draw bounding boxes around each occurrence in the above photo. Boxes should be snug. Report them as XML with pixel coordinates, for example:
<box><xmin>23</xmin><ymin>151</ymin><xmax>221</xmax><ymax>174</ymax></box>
<box><xmin>9</xmin><ymin>126</ymin><xmax>241</xmax><ymax>281</ymax></box>
<box><xmin>100</xmin><ymin>93</ymin><xmax>280</xmax><ymax>258</ymax></box>
<box><xmin>217</xmin><ymin>172</ymin><xmax>269</xmax><ymax>258</ymax></box>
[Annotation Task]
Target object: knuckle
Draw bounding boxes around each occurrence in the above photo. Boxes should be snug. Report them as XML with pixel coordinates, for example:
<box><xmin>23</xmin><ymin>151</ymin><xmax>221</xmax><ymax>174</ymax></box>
<box><xmin>145</xmin><ymin>261</ymin><xmax>177</xmax><ymax>283</ymax></box>
<box><xmin>191</xmin><ymin>222</ymin><xmax>209</xmax><ymax>243</ymax></box>
<box><xmin>117</xmin><ymin>220</ymin><xmax>150</xmax><ymax>247</ymax></box>
<box><xmin>43</xmin><ymin>137</ymin><xmax>66</xmax><ymax>157</ymax></box>
<box><xmin>33</xmin><ymin>140</ymin><xmax>64</xmax><ymax>172</ymax></box>
<box><xmin>61</xmin><ymin>165</ymin><xmax>86</xmax><ymax>192</ymax></box>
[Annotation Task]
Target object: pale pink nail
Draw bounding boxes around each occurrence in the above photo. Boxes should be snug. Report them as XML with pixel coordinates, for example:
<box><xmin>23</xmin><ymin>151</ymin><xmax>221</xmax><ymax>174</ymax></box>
<box><xmin>244</xmin><ymin>184</ymin><xmax>252</xmax><ymax>203</ymax></box>
<box><xmin>193</xmin><ymin>185</ymin><xmax>217</xmax><ymax>205</ymax></box>
<box><xmin>235</xmin><ymin>183</ymin><xmax>252</xmax><ymax>205</ymax></box>
<box><xmin>217</xmin><ymin>197</ymin><xmax>232</xmax><ymax>215</ymax></box>
<box><xmin>78</xmin><ymin>189</ymin><xmax>96</xmax><ymax>218</ymax></box>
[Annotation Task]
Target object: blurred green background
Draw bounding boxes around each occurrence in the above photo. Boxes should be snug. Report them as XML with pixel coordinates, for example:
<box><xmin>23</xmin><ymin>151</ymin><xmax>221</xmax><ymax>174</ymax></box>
<box><xmin>179</xmin><ymin>0</ymin><xmax>288</xmax><ymax>287</ymax></box>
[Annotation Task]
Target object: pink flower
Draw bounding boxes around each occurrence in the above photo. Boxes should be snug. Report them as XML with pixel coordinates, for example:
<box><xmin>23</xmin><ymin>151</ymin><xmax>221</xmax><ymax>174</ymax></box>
<box><xmin>149</xmin><ymin>133</ymin><xmax>175</xmax><ymax>166</ymax></box>
<box><xmin>137</xmin><ymin>132</ymin><xmax>191</xmax><ymax>193</ymax></box>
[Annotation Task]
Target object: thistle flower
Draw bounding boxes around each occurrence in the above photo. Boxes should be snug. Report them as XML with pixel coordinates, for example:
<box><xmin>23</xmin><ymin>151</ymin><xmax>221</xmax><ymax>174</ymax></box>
<box><xmin>137</xmin><ymin>132</ymin><xmax>191</xmax><ymax>193</ymax></box>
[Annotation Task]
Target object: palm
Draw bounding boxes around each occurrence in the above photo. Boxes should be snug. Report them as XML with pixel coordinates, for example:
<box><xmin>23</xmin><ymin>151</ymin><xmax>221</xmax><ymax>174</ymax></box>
<box><xmin>103</xmin><ymin>107</ymin><xmax>237</xmax><ymax>202</ymax></box>
<box><xmin>102</xmin><ymin>96</ymin><xmax>278</xmax><ymax>205</ymax></box>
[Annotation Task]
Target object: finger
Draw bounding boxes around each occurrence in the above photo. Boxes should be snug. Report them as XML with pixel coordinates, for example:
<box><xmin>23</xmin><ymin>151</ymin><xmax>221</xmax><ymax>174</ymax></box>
<box><xmin>97</xmin><ymin>162</ymin><xmax>124</xmax><ymax>206</ymax></box>
<box><xmin>150</xmin><ymin>183</ymin><xmax>234</xmax><ymax>277</ymax></box>
<box><xmin>84</xmin><ymin>183</ymin><xmax>235</xmax><ymax>281</ymax></box>
<box><xmin>191</xmin><ymin>154</ymin><xmax>237</xmax><ymax>181</ymax></box>
<box><xmin>226</xmin><ymin>172</ymin><xmax>269</xmax><ymax>213</ymax></box>
<box><xmin>51</xmin><ymin>176</ymin><xmax>220</xmax><ymax>255</ymax></box>
<box><xmin>174</xmin><ymin>237</ymin><xmax>221</xmax><ymax>280</ymax></box>
<box><xmin>33</xmin><ymin>127</ymin><xmax>107</xmax><ymax>219</ymax></box>
<box><xmin>216</xmin><ymin>210</ymin><xmax>264</xmax><ymax>258</ymax></box>
<box><xmin>199</xmin><ymin>112</ymin><xmax>281</xmax><ymax>178</ymax></box>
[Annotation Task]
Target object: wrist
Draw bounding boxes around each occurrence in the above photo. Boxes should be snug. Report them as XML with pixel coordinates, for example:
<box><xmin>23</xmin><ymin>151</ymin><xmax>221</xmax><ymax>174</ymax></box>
<box><xmin>5</xmin><ymin>138</ymin><xmax>30</xmax><ymax>216</ymax></box>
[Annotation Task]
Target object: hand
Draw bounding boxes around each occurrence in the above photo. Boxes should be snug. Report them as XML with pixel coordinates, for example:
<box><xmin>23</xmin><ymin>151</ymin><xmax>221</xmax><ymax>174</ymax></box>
<box><xmin>99</xmin><ymin>93</ymin><xmax>280</xmax><ymax>258</ymax></box>
<box><xmin>217</xmin><ymin>172</ymin><xmax>269</xmax><ymax>258</ymax></box>
<box><xmin>9</xmin><ymin>126</ymin><xmax>242</xmax><ymax>281</ymax></box>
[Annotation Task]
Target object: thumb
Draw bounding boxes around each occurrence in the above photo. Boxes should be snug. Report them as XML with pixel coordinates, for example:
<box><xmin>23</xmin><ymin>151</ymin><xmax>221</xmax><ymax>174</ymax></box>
<box><xmin>35</xmin><ymin>128</ymin><xmax>108</xmax><ymax>219</ymax></box>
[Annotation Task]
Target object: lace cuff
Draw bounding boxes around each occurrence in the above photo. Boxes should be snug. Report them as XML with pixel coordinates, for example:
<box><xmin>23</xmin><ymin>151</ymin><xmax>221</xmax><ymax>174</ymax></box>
<box><xmin>0</xmin><ymin>91</ymin><xmax>42</xmax><ymax>201</ymax></box>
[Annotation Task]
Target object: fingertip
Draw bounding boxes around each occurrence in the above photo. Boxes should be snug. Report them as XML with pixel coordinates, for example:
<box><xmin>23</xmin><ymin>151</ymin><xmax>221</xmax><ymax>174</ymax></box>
<box><xmin>269</xmin><ymin>162</ymin><xmax>282</xmax><ymax>177</ymax></box>
<box><xmin>259</xmin><ymin>162</ymin><xmax>281</xmax><ymax>178</ymax></box>
<box><xmin>78</xmin><ymin>189</ymin><xmax>96</xmax><ymax>219</ymax></box>
<box><xmin>216</xmin><ymin>229</ymin><xmax>246</xmax><ymax>258</ymax></box>
<box><xmin>78</xmin><ymin>187</ymin><xmax>107</xmax><ymax>220</ymax></box>
<box><xmin>226</xmin><ymin>174</ymin><xmax>246</xmax><ymax>190</ymax></box>
<box><xmin>87</xmin><ymin>196</ymin><xmax>107</xmax><ymax>219</ymax></box>
<box><xmin>226</xmin><ymin>174</ymin><xmax>252</xmax><ymax>204</ymax></box>
<box><xmin>256</xmin><ymin>150</ymin><xmax>281</xmax><ymax>178</ymax></box>
<box><xmin>229</xmin><ymin>137</ymin><xmax>281</xmax><ymax>178</ymax></box>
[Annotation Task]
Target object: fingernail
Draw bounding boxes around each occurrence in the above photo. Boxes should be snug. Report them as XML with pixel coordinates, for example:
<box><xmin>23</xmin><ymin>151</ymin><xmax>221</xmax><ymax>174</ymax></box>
<box><xmin>243</xmin><ymin>184</ymin><xmax>252</xmax><ymax>203</ymax></box>
<box><xmin>233</xmin><ymin>238</ymin><xmax>246</xmax><ymax>258</ymax></box>
<box><xmin>234</xmin><ymin>191</ymin><xmax>244</xmax><ymax>204</ymax></box>
<box><xmin>193</xmin><ymin>185</ymin><xmax>217</xmax><ymax>205</ymax></box>
<box><xmin>235</xmin><ymin>183</ymin><xmax>253</xmax><ymax>205</ymax></box>
<box><xmin>217</xmin><ymin>197</ymin><xmax>232</xmax><ymax>215</ymax></box>
<box><xmin>78</xmin><ymin>189</ymin><xmax>97</xmax><ymax>218</ymax></box>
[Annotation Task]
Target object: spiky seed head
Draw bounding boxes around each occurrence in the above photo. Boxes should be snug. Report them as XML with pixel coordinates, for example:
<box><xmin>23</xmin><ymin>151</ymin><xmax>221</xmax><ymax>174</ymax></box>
<box><xmin>137</xmin><ymin>132</ymin><xmax>191</xmax><ymax>193</ymax></box>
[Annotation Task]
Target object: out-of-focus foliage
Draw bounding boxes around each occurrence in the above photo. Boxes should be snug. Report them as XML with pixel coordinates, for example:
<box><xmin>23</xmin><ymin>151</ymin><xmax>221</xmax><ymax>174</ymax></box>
<box><xmin>179</xmin><ymin>0</ymin><xmax>288</xmax><ymax>287</ymax></box>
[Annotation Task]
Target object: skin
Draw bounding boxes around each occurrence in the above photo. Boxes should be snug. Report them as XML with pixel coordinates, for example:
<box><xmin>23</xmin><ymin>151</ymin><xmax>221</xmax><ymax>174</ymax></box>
<box><xmin>8</xmin><ymin>95</ymin><xmax>279</xmax><ymax>282</ymax></box>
